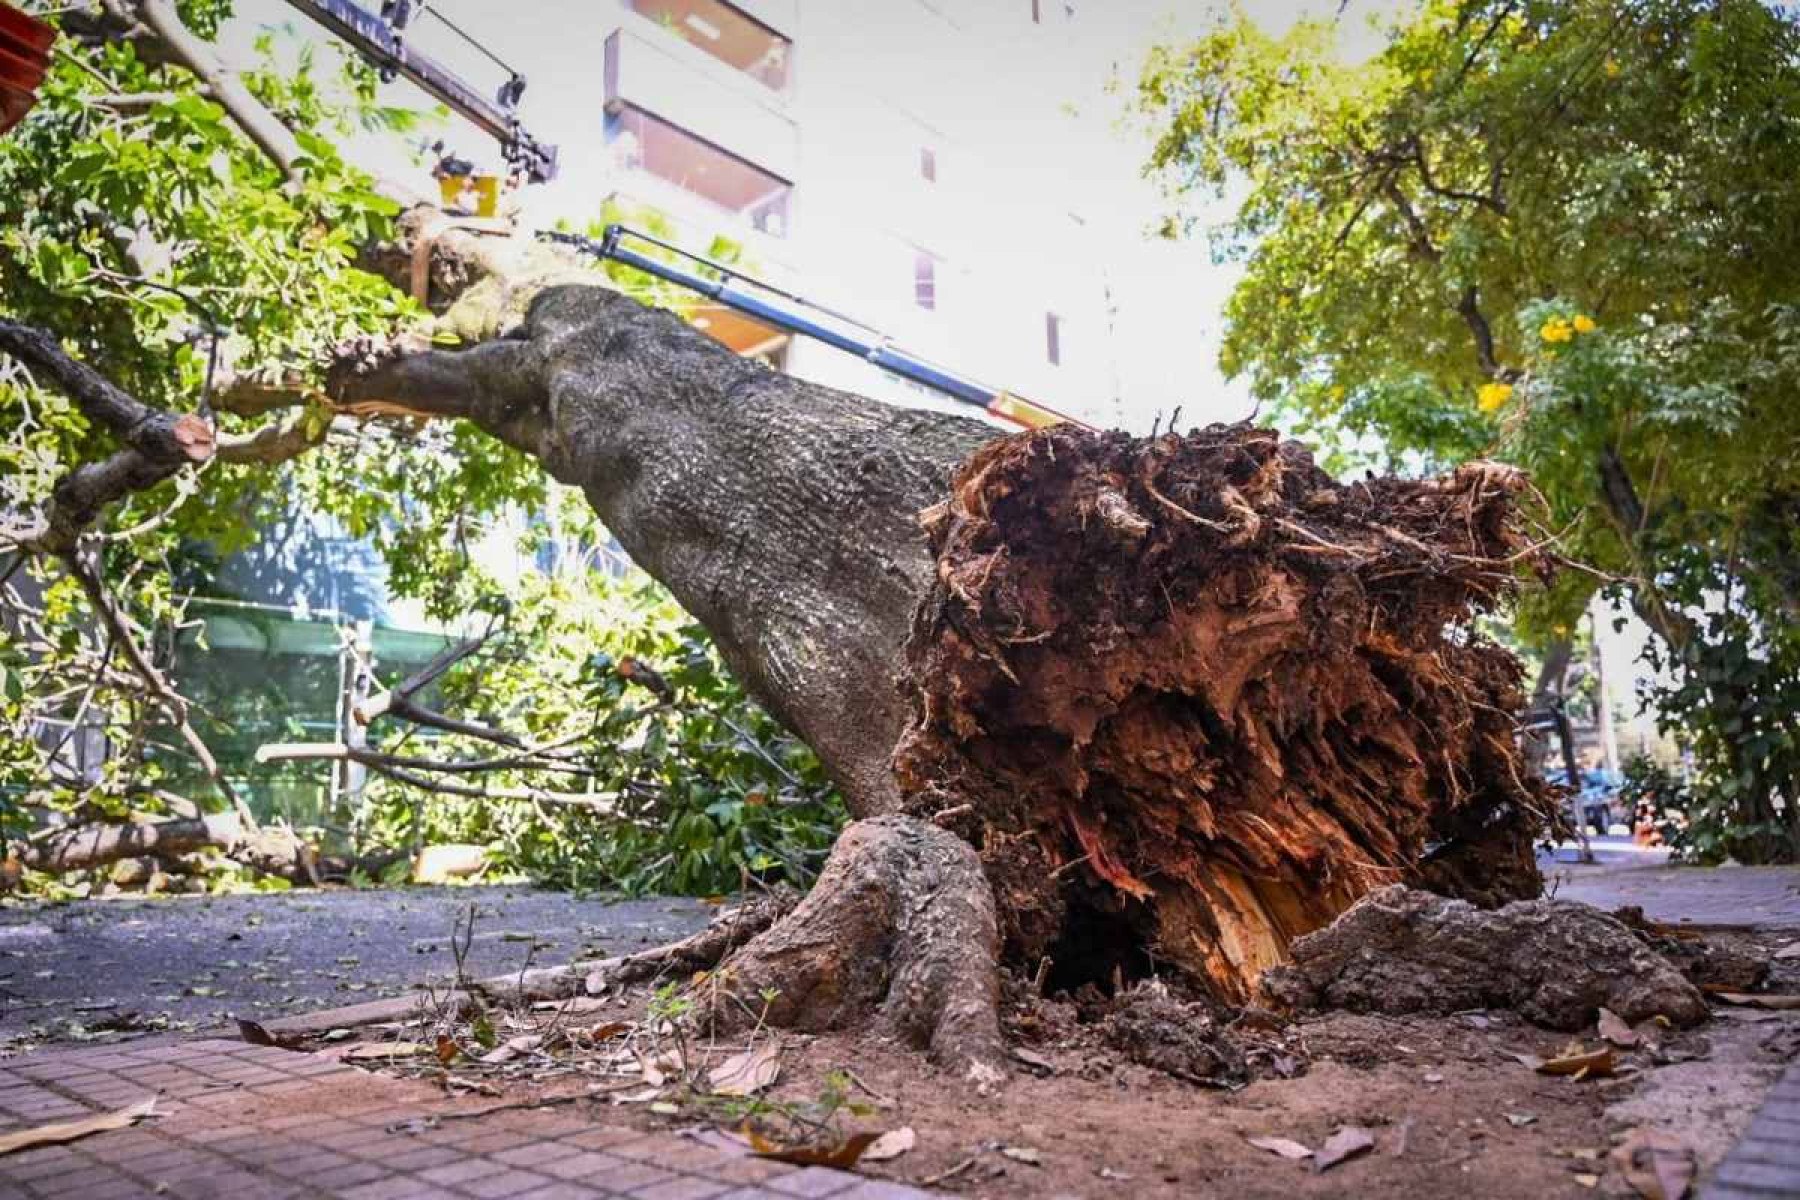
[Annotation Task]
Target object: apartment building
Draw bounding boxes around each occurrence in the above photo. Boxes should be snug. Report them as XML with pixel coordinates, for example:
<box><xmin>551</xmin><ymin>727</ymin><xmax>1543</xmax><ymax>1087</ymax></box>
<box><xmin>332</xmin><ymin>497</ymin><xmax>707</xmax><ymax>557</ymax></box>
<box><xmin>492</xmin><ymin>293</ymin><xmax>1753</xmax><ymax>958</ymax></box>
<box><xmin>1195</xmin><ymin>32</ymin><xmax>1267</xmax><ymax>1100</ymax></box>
<box><xmin>471</xmin><ymin>0</ymin><xmax>1126</xmax><ymax>427</ymax></box>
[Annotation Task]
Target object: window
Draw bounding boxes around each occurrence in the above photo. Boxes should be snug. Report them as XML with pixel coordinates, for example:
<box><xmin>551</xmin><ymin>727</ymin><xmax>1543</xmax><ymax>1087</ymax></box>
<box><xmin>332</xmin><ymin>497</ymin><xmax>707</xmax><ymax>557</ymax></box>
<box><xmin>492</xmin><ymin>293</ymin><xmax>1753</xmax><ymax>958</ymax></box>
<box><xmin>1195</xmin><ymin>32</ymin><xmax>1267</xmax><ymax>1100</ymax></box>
<box><xmin>607</xmin><ymin>105</ymin><xmax>792</xmax><ymax>237</ymax></box>
<box><xmin>1046</xmin><ymin>312</ymin><xmax>1063</xmax><ymax>365</ymax></box>
<box><xmin>630</xmin><ymin>0</ymin><xmax>791</xmax><ymax>91</ymax></box>
<box><xmin>920</xmin><ymin>147</ymin><xmax>936</xmax><ymax>183</ymax></box>
<box><xmin>914</xmin><ymin>251</ymin><xmax>938</xmax><ymax>311</ymax></box>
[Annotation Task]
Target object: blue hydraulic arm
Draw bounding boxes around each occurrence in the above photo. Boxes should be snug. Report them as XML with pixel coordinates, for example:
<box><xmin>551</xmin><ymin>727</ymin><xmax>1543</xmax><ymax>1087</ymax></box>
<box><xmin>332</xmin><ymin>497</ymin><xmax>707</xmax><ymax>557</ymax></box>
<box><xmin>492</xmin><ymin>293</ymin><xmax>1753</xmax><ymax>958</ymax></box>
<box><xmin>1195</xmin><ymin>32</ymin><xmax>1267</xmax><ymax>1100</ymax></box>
<box><xmin>544</xmin><ymin>225</ymin><xmax>1087</xmax><ymax>431</ymax></box>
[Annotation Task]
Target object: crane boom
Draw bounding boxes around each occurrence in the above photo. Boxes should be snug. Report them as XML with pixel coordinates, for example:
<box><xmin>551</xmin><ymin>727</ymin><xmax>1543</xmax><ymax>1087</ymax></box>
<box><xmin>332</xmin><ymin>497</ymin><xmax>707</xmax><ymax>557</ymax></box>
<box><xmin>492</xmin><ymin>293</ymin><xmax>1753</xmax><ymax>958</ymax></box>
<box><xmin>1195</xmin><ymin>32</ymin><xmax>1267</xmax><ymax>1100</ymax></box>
<box><xmin>546</xmin><ymin>226</ymin><xmax>1089</xmax><ymax>432</ymax></box>
<box><xmin>279</xmin><ymin>0</ymin><xmax>556</xmax><ymax>183</ymax></box>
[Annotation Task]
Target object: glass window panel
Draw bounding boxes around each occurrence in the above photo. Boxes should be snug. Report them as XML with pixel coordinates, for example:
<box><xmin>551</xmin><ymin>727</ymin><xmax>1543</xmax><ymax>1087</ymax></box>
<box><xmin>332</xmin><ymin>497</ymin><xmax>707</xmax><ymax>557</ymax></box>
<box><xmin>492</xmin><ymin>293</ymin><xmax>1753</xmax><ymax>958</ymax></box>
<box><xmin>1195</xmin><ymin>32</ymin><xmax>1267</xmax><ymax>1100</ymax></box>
<box><xmin>915</xmin><ymin>251</ymin><xmax>937</xmax><ymax>310</ymax></box>
<box><xmin>629</xmin><ymin>0</ymin><xmax>792</xmax><ymax>91</ymax></box>
<box><xmin>607</xmin><ymin>105</ymin><xmax>792</xmax><ymax>236</ymax></box>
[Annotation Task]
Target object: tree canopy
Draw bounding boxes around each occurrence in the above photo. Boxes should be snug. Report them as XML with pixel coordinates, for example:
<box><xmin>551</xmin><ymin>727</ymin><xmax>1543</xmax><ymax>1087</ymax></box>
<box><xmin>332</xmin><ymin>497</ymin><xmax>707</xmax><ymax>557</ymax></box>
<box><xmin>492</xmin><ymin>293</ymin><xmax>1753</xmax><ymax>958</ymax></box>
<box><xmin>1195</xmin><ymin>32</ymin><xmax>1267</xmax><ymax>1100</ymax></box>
<box><xmin>1134</xmin><ymin>0</ymin><xmax>1800</xmax><ymax>859</ymax></box>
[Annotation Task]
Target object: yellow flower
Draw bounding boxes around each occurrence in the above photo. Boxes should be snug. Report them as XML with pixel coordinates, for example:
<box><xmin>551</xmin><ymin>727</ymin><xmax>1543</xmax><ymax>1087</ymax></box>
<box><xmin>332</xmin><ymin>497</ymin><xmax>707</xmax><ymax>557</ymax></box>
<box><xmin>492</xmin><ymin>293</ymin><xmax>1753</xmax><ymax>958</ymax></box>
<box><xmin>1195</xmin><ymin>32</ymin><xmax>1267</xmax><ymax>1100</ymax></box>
<box><xmin>1603</xmin><ymin>58</ymin><xmax>1621</xmax><ymax>79</ymax></box>
<box><xmin>1572</xmin><ymin>314</ymin><xmax>1597</xmax><ymax>334</ymax></box>
<box><xmin>1477</xmin><ymin>382</ymin><xmax>1514</xmax><ymax>413</ymax></box>
<box><xmin>1540</xmin><ymin>317</ymin><xmax>1574</xmax><ymax>344</ymax></box>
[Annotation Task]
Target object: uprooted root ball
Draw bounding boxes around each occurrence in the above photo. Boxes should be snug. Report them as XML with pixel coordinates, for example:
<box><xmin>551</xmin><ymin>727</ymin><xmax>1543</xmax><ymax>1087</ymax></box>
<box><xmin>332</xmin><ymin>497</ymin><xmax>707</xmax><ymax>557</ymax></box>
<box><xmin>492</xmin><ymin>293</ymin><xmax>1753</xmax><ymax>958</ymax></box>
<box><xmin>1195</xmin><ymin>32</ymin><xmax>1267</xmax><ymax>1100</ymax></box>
<box><xmin>894</xmin><ymin>423</ymin><xmax>1559</xmax><ymax>1002</ymax></box>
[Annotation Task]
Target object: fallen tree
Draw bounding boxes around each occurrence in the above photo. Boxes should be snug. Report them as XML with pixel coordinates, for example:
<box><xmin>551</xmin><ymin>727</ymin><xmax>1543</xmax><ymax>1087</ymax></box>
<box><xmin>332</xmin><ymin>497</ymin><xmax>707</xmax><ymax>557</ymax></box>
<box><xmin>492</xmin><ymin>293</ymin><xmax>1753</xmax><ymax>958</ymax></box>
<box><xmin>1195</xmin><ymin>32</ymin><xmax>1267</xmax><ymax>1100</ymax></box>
<box><xmin>1</xmin><ymin>2</ymin><xmax>1565</xmax><ymax>1078</ymax></box>
<box><xmin>318</xmin><ymin>269</ymin><xmax>1558</xmax><ymax>1074</ymax></box>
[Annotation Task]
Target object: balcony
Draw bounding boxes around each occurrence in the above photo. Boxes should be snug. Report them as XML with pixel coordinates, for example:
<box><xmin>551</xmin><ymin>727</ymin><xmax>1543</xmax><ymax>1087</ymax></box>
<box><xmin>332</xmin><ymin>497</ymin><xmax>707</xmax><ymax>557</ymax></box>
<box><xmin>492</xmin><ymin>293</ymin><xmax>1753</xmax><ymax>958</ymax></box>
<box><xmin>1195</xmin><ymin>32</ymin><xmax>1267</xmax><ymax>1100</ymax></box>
<box><xmin>603</xmin><ymin>23</ymin><xmax>798</xmax><ymax>192</ymax></box>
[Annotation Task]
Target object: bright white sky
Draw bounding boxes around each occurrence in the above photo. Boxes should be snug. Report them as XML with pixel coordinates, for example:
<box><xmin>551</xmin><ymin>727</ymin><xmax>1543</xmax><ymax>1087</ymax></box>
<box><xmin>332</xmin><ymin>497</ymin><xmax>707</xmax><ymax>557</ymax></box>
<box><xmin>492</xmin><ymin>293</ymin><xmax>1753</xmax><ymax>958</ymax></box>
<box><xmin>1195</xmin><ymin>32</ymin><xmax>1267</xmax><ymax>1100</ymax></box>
<box><xmin>223</xmin><ymin>0</ymin><xmax>1403</xmax><ymax>433</ymax></box>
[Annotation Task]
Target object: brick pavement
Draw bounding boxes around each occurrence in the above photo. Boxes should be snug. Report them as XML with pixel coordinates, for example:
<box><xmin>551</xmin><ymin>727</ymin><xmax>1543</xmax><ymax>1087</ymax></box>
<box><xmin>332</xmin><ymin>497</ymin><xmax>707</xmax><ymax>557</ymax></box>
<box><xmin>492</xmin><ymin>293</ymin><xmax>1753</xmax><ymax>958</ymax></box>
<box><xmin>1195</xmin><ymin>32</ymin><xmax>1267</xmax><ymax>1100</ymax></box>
<box><xmin>0</xmin><ymin>1040</ymin><xmax>928</xmax><ymax>1199</ymax></box>
<box><xmin>1704</xmin><ymin>1060</ymin><xmax>1800</xmax><ymax>1200</ymax></box>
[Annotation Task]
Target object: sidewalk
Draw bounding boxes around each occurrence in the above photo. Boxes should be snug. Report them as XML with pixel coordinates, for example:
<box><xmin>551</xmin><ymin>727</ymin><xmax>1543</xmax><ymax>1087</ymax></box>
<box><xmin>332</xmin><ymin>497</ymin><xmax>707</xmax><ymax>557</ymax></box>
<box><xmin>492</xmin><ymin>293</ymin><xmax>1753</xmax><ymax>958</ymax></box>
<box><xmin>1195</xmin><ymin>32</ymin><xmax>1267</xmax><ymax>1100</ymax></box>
<box><xmin>1540</xmin><ymin>838</ymin><xmax>1800</xmax><ymax>926</ymax></box>
<box><xmin>0</xmin><ymin>1039</ymin><xmax>924</xmax><ymax>1199</ymax></box>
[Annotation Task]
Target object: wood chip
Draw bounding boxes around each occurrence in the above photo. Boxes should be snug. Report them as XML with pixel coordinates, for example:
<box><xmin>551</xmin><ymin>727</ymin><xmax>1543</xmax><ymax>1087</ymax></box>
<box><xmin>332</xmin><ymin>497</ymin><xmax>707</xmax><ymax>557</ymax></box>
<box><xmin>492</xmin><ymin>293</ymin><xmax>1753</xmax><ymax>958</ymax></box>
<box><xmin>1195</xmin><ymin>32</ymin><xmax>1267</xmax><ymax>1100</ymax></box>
<box><xmin>342</xmin><ymin>1042</ymin><xmax>434</xmax><ymax>1061</ymax></box>
<box><xmin>1537</xmin><ymin>1045</ymin><xmax>1617</xmax><ymax>1078</ymax></box>
<box><xmin>1001</xmin><ymin>1145</ymin><xmax>1044</xmax><ymax>1165</ymax></box>
<box><xmin>1246</xmin><ymin>1135</ymin><xmax>1313</xmax><ymax>1160</ymax></box>
<box><xmin>0</xmin><ymin>1099</ymin><xmax>156</xmax><ymax>1156</ymax></box>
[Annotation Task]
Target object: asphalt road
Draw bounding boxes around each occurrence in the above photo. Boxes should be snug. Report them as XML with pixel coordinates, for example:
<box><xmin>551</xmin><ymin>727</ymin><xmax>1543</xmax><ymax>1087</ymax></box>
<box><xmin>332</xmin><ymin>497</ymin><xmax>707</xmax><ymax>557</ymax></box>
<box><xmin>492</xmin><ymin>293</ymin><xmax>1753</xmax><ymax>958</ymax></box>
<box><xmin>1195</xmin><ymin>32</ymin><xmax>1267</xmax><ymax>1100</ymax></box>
<box><xmin>0</xmin><ymin>886</ymin><xmax>711</xmax><ymax>1053</ymax></box>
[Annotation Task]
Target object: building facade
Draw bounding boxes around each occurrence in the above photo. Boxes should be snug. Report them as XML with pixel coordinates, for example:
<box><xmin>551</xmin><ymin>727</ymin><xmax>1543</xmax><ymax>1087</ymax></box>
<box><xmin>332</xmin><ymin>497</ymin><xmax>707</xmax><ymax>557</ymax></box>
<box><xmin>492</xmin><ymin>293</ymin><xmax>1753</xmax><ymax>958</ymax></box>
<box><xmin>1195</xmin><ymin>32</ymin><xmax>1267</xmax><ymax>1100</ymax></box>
<box><xmin>487</xmin><ymin>0</ymin><xmax>1125</xmax><ymax>427</ymax></box>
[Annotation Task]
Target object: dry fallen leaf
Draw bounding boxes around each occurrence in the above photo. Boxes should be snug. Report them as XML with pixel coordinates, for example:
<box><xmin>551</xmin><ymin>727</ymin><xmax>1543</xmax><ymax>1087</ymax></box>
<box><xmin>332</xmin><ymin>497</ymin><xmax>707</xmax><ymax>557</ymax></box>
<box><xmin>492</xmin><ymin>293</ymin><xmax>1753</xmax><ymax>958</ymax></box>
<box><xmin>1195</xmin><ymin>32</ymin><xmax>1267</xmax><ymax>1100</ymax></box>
<box><xmin>1313</xmin><ymin>1126</ymin><xmax>1376</xmax><ymax>1174</ymax></box>
<box><xmin>1247</xmin><ymin>1135</ymin><xmax>1313</xmax><ymax>1160</ymax></box>
<box><xmin>1597</xmin><ymin>1008</ymin><xmax>1640</xmax><ymax>1048</ymax></box>
<box><xmin>343</xmin><ymin>1042</ymin><xmax>434</xmax><ymax>1061</ymax></box>
<box><xmin>612</xmin><ymin>1085</ymin><xmax>665</xmax><ymax>1104</ymax></box>
<box><xmin>1001</xmin><ymin>1146</ymin><xmax>1044</xmax><ymax>1166</ymax></box>
<box><xmin>747</xmin><ymin>1128</ymin><xmax>883</xmax><ymax>1169</ymax></box>
<box><xmin>1538</xmin><ymin>1045</ymin><xmax>1618</xmax><ymax>1078</ymax></box>
<box><xmin>862</xmin><ymin>1127</ymin><xmax>916</xmax><ymax>1162</ymax></box>
<box><xmin>1611</xmin><ymin>1128</ymin><xmax>1696</xmax><ymax>1200</ymax></box>
<box><xmin>1011</xmin><ymin>1046</ymin><xmax>1055</xmax><ymax>1074</ymax></box>
<box><xmin>0</xmin><ymin>1098</ymin><xmax>156</xmax><ymax>1156</ymax></box>
<box><xmin>434</xmin><ymin>1035</ymin><xmax>459</xmax><ymax>1065</ymax></box>
<box><xmin>479</xmin><ymin>1034</ymin><xmax>543</xmax><ymax>1065</ymax></box>
<box><xmin>1505</xmin><ymin>1113</ymin><xmax>1538</xmax><ymax>1127</ymax></box>
<box><xmin>709</xmin><ymin>1042</ymin><xmax>782</xmax><ymax>1097</ymax></box>
<box><xmin>1714</xmin><ymin>992</ymin><xmax>1800</xmax><ymax>1010</ymax></box>
<box><xmin>590</xmin><ymin>1021</ymin><xmax>631</xmax><ymax>1041</ymax></box>
<box><xmin>235</xmin><ymin>1018</ymin><xmax>302</xmax><ymax>1049</ymax></box>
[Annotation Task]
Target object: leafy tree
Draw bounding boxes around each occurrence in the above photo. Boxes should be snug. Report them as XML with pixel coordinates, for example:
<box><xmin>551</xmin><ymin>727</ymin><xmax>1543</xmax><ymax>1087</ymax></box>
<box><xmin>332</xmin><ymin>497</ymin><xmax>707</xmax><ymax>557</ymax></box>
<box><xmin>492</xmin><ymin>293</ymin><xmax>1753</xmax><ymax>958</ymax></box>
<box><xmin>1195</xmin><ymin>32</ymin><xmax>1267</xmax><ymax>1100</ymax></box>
<box><xmin>0</xmin><ymin>2</ymin><xmax>833</xmax><ymax>892</ymax></box>
<box><xmin>1133</xmin><ymin>0</ymin><xmax>1800</xmax><ymax>860</ymax></box>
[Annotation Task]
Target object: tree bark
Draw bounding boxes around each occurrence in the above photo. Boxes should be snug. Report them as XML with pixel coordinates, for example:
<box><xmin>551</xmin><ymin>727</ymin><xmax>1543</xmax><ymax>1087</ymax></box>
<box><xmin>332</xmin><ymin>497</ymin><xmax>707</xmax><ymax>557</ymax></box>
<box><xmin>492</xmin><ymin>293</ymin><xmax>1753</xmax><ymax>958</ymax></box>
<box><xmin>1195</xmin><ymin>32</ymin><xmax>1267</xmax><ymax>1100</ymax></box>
<box><xmin>13</xmin><ymin>813</ymin><xmax>318</xmax><ymax>882</ymax></box>
<box><xmin>333</xmin><ymin>284</ymin><xmax>990</xmax><ymax>818</ymax></box>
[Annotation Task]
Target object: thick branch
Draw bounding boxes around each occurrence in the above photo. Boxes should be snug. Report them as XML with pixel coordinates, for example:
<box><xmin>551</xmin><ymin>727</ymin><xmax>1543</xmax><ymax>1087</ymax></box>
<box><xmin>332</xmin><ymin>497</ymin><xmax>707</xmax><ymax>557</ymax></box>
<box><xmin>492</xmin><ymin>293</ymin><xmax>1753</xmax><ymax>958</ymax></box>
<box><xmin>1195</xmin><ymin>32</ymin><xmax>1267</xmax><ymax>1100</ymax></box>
<box><xmin>0</xmin><ymin>319</ymin><xmax>213</xmax><ymax>462</ymax></box>
<box><xmin>1409</xmin><ymin>137</ymin><xmax>1508</xmax><ymax>215</ymax></box>
<box><xmin>62</xmin><ymin>548</ymin><xmax>260</xmax><ymax>827</ymax></box>
<box><xmin>15</xmin><ymin>812</ymin><xmax>316</xmax><ymax>881</ymax></box>
<box><xmin>120</xmin><ymin>0</ymin><xmax>302</xmax><ymax>177</ymax></box>
<box><xmin>1596</xmin><ymin>445</ymin><xmax>1697</xmax><ymax>652</ymax></box>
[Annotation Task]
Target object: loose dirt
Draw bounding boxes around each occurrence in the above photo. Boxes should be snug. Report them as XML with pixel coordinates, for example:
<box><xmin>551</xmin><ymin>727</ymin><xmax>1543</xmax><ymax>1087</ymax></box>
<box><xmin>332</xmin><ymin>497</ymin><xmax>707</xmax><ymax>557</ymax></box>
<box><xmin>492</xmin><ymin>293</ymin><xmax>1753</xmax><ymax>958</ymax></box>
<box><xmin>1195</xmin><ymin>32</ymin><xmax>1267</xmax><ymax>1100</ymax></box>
<box><xmin>293</xmin><ymin>923</ymin><xmax>1800</xmax><ymax>1199</ymax></box>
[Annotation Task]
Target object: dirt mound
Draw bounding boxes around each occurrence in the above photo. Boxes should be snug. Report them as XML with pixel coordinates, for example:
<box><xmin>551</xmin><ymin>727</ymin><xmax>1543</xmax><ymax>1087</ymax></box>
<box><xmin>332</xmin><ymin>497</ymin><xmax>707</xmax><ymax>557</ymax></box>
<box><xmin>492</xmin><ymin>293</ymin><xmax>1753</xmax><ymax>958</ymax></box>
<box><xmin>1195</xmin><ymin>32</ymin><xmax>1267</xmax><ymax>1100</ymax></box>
<box><xmin>1261</xmin><ymin>885</ymin><xmax>1709</xmax><ymax>1029</ymax></box>
<box><xmin>893</xmin><ymin>423</ymin><xmax>1559</xmax><ymax>1002</ymax></box>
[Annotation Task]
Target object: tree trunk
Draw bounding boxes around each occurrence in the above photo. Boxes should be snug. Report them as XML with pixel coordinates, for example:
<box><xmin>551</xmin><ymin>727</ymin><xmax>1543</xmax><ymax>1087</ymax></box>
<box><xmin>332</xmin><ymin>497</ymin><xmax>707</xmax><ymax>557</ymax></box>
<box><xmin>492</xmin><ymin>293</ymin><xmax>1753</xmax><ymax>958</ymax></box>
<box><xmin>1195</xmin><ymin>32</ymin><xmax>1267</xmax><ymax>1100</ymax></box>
<box><xmin>336</xmin><ymin>283</ymin><xmax>990</xmax><ymax>819</ymax></box>
<box><xmin>333</xmin><ymin>272</ymin><xmax>1554</xmax><ymax>1073</ymax></box>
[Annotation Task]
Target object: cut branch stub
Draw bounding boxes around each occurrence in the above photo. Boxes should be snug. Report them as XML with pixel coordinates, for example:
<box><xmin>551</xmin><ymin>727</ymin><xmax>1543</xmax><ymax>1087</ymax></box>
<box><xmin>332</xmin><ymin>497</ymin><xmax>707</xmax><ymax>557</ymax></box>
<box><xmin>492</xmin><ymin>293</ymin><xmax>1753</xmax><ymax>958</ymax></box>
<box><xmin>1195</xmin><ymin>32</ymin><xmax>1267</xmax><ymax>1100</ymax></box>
<box><xmin>894</xmin><ymin>423</ymin><xmax>1557</xmax><ymax>1004</ymax></box>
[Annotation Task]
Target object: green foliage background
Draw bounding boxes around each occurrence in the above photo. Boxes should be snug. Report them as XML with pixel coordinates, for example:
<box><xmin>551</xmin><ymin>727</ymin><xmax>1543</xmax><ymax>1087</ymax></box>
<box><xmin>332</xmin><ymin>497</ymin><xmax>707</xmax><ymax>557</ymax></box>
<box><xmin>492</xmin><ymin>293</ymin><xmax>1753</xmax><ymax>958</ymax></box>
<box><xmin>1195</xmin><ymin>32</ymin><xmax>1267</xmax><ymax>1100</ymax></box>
<box><xmin>1134</xmin><ymin>0</ymin><xmax>1800</xmax><ymax>860</ymax></box>
<box><xmin>1</xmin><ymin>3</ymin><xmax>844</xmax><ymax>896</ymax></box>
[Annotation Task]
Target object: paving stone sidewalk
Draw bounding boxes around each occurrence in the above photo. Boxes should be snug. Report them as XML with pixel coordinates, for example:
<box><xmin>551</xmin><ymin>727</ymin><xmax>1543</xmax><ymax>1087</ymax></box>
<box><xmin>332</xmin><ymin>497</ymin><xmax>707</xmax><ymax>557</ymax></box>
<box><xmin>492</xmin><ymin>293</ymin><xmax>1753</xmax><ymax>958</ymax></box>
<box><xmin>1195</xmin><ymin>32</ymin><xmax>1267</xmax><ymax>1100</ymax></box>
<box><xmin>1703</xmin><ymin>1060</ymin><xmax>1800</xmax><ymax>1200</ymax></box>
<box><xmin>0</xmin><ymin>1040</ymin><xmax>925</xmax><ymax>1199</ymax></box>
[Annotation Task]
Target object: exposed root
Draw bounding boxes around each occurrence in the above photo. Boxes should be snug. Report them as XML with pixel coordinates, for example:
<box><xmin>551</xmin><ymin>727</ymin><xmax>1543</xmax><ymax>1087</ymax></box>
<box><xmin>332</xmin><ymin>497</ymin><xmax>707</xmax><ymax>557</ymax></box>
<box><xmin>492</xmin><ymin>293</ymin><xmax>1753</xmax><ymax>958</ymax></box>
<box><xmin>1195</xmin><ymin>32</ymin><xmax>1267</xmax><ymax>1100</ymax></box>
<box><xmin>501</xmin><ymin>891</ymin><xmax>796</xmax><ymax>1003</ymax></box>
<box><xmin>894</xmin><ymin>423</ymin><xmax>1557</xmax><ymax>1002</ymax></box>
<box><xmin>703</xmin><ymin>815</ymin><xmax>1006</xmax><ymax>1083</ymax></box>
<box><xmin>1260</xmin><ymin>885</ymin><xmax>1709</xmax><ymax>1030</ymax></box>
